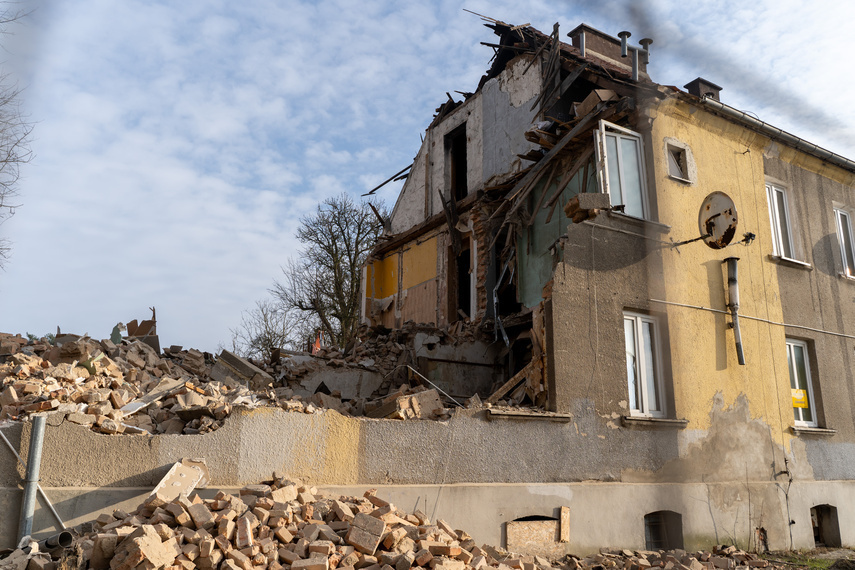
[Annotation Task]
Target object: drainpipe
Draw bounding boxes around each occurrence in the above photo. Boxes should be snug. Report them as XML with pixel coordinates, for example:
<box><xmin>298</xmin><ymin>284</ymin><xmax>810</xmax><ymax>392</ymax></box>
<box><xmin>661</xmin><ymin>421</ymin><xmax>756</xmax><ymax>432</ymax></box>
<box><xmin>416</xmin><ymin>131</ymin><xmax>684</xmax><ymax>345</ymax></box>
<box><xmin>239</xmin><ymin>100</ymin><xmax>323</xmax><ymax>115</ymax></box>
<box><xmin>724</xmin><ymin>257</ymin><xmax>746</xmax><ymax>365</ymax></box>
<box><xmin>18</xmin><ymin>414</ymin><xmax>46</xmax><ymax>541</ymax></box>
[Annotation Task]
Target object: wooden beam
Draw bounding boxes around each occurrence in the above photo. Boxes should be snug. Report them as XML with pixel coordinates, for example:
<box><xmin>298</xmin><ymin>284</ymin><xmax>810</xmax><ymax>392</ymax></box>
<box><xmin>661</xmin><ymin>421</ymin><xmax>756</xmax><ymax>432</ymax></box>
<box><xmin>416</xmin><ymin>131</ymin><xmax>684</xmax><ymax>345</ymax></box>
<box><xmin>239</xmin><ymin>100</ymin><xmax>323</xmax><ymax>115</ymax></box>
<box><xmin>487</xmin><ymin>360</ymin><xmax>537</xmax><ymax>404</ymax></box>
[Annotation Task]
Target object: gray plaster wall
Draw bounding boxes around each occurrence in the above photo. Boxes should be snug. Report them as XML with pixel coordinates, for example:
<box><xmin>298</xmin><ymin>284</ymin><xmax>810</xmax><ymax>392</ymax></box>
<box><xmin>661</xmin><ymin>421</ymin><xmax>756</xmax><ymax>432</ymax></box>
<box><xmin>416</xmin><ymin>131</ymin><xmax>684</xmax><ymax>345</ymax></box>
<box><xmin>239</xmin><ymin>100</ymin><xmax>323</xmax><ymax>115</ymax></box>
<box><xmin>2</xmin><ymin>403</ymin><xmax>844</xmax><ymax>550</ymax></box>
<box><xmin>480</xmin><ymin>57</ymin><xmax>540</xmax><ymax>187</ymax></box>
<box><xmin>548</xmin><ymin>212</ymin><xmax>671</xmax><ymax>416</ymax></box>
<box><xmin>7</xmin><ymin>480</ymin><xmax>855</xmax><ymax>553</ymax></box>
<box><xmin>762</xmin><ymin>156</ymin><xmax>855</xmax><ymax>474</ymax></box>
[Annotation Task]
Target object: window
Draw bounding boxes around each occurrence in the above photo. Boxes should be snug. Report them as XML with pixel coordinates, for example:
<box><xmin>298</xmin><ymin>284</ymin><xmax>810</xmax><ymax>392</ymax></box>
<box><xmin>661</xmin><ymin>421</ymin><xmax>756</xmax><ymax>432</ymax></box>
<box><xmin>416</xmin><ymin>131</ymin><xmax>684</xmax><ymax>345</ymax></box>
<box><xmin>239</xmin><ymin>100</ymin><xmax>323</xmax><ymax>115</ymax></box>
<box><xmin>787</xmin><ymin>338</ymin><xmax>817</xmax><ymax>427</ymax></box>
<box><xmin>834</xmin><ymin>208</ymin><xmax>855</xmax><ymax>277</ymax></box>
<box><xmin>644</xmin><ymin>511</ymin><xmax>683</xmax><ymax>550</ymax></box>
<box><xmin>445</xmin><ymin>124</ymin><xmax>468</xmax><ymax>202</ymax></box>
<box><xmin>624</xmin><ymin>312</ymin><xmax>664</xmax><ymax>417</ymax></box>
<box><xmin>595</xmin><ymin>120</ymin><xmax>648</xmax><ymax>219</ymax></box>
<box><xmin>666</xmin><ymin>146</ymin><xmax>688</xmax><ymax>180</ymax></box>
<box><xmin>766</xmin><ymin>183</ymin><xmax>795</xmax><ymax>259</ymax></box>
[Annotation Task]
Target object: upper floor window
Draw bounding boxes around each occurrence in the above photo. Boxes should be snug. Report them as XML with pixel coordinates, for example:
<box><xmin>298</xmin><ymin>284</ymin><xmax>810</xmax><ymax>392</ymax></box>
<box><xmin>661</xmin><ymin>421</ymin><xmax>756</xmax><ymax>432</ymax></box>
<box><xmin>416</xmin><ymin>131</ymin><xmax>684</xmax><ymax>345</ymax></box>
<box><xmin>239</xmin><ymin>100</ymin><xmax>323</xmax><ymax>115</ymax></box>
<box><xmin>595</xmin><ymin>121</ymin><xmax>648</xmax><ymax>219</ymax></box>
<box><xmin>787</xmin><ymin>338</ymin><xmax>817</xmax><ymax>428</ymax></box>
<box><xmin>834</xmin><ymin>208</ymin><xmax>855</xmax><ymax>278</ymax></box>
<box><xmin>445</xmin><ymin>124</ymin><xmax>468</xmax><ymax>202</ymax></box>
<box><xmin>766</xmin><ymin>183</ymin><xmax>795</xmax><ymax>259</ymax></box>
<box><xmin>624</xmin><ymin>312</ymin><xmax>665</xmax><ymax>417</ymax></box>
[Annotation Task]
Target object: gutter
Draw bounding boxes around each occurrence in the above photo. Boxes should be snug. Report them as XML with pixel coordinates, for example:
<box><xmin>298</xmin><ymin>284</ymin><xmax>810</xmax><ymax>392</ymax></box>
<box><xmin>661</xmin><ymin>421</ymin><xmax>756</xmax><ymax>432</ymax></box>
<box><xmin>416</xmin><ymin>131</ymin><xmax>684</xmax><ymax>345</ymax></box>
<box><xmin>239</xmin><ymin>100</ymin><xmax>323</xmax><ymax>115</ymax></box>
<box><xmin>697</xmin><ymin>96</ymin><xmax>855</xmax><ymax>175</ymax></box>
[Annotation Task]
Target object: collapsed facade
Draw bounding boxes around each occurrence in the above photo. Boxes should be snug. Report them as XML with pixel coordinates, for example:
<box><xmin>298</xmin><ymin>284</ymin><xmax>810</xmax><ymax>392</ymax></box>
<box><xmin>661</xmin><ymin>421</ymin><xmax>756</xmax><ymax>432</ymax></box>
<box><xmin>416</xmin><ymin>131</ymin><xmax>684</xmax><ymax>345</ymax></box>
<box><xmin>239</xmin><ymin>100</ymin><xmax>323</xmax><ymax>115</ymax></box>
<box><xmin>361</xmin><ymin>18</ymin><xmax>855</xmax><ymax>551</ymax></box>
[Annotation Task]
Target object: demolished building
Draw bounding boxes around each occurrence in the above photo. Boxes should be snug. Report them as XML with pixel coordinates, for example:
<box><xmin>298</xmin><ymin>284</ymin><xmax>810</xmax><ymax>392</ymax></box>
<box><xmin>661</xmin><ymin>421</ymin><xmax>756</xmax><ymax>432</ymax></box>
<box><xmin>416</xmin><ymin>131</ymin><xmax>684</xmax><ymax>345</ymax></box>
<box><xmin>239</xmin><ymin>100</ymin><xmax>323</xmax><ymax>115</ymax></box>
<box><xmin>3</xmin><ymin>17</ymin><xmax>855</xmax><ymax>556</ymax></box>
<box><xmin>361</xmin><ymin>17</ymin><xmax>855</xmax><ymax>551</ymax></box>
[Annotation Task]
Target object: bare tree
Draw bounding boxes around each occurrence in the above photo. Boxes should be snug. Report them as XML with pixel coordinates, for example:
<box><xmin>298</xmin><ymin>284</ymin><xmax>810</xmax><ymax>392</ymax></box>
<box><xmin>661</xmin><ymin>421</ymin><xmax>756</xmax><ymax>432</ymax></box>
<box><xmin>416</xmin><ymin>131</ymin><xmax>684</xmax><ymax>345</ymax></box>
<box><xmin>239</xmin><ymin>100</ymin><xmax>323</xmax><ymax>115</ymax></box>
<box><xmin>272</xmin><ymin>193</ymin><xmax>386</xmax><ymax>350</ymax></box>
<box><xmin>0</xmin><ymin>6</ymin><xmax>33</xmax><ymax>267</ymax></box>
<box><xmin>228</xmin><ymin>298</ymin><xmax>311</xmax><ymax>361</ymax></box>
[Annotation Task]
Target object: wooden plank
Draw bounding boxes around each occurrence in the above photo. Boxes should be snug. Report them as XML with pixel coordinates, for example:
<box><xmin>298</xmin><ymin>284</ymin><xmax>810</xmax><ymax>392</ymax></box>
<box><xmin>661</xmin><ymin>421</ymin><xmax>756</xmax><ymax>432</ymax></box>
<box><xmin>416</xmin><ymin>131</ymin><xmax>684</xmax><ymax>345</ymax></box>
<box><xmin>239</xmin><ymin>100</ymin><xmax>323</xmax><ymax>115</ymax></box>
<box><xmin>486</xmin><ymin>360</ymin><xmax>536</xmax><ymax>404</ymax></box>
<box><xmin>560</xmin><ymin>506</ymin><xmax>571</xmax><ymax>543</ymax></box>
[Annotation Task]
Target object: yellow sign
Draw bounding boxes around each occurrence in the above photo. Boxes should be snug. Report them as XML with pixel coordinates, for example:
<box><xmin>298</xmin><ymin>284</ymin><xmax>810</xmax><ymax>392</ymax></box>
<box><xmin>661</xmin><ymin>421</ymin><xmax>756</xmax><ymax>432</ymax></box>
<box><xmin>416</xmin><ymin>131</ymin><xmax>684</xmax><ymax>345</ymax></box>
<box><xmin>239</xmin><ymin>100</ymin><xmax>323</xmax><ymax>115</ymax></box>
<box><xmin>792</xmin><ymin>389</ymin><xmax>809</xmax><ymax>409</ymax></box>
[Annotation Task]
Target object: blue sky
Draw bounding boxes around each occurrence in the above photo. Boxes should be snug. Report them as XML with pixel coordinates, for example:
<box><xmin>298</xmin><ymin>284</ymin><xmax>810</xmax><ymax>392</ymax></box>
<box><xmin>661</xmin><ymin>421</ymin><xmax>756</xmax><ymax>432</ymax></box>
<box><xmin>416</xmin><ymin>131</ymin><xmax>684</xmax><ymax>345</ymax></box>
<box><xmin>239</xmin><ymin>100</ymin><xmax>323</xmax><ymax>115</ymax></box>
<box><xmin>1</xmin><ymin>0</ymin><xmax>854</xmax><ymax>352</ymax></box>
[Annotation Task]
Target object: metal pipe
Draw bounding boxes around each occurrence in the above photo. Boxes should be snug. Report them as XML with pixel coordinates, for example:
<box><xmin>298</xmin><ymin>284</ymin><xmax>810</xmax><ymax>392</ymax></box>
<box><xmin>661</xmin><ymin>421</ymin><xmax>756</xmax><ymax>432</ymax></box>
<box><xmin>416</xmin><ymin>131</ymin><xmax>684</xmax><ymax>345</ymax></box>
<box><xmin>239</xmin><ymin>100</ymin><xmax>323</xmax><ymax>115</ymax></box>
<box><xmin>579</xmin><ymin>30</ymin><xmax>585</xmax><ymax>57</ymax></box>
<box><xmin>698</xmin><ymin>96</ymin><xmax>855</xmax><ymax>175</ymax></box>
<box><xmin>631</xmin><ymin>48</ymin><xmax>639</xmax><ymax>81</ymax></box>
<box><xmin>0</xmin><ymin>428</ymin><xmax>66</xmax><ymax>530</ymax></box>
<box><xmin>724</xmin><ymin>257</ymin><xmax>746</xmax><ymax>365</ymax></box>
<box><xmin>39</xmin><ymin>531</ymin><xmax>73</xmax><ymax>551</ymax></box>
<box><xmin>18</xmin><ymin>414</ymin><xmax>46</xmax><ymax>541</ymax></box>
<box><xmin>618</xmin><ymin>31</ymin><xmax>631</xmax><ymax>57</ymax></box>
<box><xmin>639</xmin><ymin>38</ymin><xmax>653</xmax><ymax>64</ymax></box>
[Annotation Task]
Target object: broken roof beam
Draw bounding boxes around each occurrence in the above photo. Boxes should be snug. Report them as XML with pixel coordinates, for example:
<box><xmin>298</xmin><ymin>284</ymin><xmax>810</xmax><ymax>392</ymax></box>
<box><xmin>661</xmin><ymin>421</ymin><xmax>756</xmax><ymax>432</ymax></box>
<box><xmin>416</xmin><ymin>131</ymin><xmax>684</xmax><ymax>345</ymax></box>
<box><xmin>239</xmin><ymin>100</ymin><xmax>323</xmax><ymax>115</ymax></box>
<box><xmin>362</xmin><ymin>164</ymin><xmax>413</xmax><ymax>196</ymax></box>
<box><xmin>490</xmin><ymin>96</ymin><xmax>634</xmax><ymax>250</ymax></box>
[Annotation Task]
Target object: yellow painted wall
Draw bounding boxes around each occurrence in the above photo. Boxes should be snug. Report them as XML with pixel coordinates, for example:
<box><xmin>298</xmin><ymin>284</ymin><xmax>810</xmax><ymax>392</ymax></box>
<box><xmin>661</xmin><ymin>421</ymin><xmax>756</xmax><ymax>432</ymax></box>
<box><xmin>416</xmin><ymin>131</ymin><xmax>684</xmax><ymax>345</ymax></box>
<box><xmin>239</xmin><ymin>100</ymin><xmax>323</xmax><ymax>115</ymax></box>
<box><xmin>401</xmin><ymin>237</ymin><xmax>438</xmax><ymax>290</ymax></box>
<box><xmin>366</xmin><ymin>252</ymin><xmax>398</xmax><ymax>299</ymax></box>
<box><xmin>649</xmin><ymin>97</ymin><xmax>794</xmax><ymax>447</ymax></box>
<box><xmin>365</xmin><ymin>236</ymin><xmax>438</xmax><ymax>321</ymax></box>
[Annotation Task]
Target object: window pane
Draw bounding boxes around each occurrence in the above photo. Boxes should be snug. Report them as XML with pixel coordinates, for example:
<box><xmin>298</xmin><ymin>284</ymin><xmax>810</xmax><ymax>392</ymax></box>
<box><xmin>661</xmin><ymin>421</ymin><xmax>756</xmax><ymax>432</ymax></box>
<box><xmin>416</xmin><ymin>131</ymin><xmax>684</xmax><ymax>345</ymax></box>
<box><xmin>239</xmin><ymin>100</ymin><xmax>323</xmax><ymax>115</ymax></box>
<box><xmin>787</xmin><ymin>344</ymin><xmax>798</xmax><ymax>390</ymax></box>
<box><xmin>619</xmin><ymin>137</ymin><xmax>644</xmax><ymax>218</ymax></box>
<box><xmin>667</xmin><ymin>148</ymin><xmax>684</xmax><ymax>179</ymax></box>
<box><xmin>774</xmin><ymin>189</ymin><xmax>793</xmax><ymax>258</ymax></box>
<box><xmin>642</xmin><ymin>321</ymin><xmax>659</xmax><ymax>412</ymax></box>
<box><xmin>838</xmin><ymin>211</ymin><xmax>855</xmax><ymax>275</ymax></box>
<box><xmin>624</xmin><ymin>318</ymin><xmax>638</xmax><ymax>410</ymax></box>
<box><xmin>606</xmin><ymin>134</ymin><xmax>621</xmax><ymax>206</ymax></box>
<box><xmin>792</xmin><ymin>344</ymin><xmax>808</xmax><ymax>391</ymax></box>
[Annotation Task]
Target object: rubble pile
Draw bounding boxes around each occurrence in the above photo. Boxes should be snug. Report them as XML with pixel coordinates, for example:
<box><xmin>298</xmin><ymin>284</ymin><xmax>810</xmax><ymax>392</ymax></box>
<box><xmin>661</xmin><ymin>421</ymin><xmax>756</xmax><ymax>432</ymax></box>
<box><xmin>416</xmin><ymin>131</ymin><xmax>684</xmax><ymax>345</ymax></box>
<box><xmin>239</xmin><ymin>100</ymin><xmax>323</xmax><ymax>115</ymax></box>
<box><xmin>0</xmin><ymin>328</ymin><xmax>472</xmax><ymax>436</ymax></box>
<box><xmin>0</xmin><ymin>477</ymin><xmax>795</xmax><ymax>570</ymax></box>
<box><xmin>285</xmin><ymin>321</ymin><xmax>488</xmax><ymax>386</ymax></box>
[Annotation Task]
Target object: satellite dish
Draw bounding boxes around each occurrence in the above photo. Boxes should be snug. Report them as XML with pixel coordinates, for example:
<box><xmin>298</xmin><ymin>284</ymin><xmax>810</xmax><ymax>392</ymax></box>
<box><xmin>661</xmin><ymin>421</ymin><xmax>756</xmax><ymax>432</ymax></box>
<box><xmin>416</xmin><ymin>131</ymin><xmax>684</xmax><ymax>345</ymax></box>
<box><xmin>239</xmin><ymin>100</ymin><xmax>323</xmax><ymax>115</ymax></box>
<box><xmin>699</xmin><ymin>192</ymin><xmax>738</xmax><ymax>249</ymax></box>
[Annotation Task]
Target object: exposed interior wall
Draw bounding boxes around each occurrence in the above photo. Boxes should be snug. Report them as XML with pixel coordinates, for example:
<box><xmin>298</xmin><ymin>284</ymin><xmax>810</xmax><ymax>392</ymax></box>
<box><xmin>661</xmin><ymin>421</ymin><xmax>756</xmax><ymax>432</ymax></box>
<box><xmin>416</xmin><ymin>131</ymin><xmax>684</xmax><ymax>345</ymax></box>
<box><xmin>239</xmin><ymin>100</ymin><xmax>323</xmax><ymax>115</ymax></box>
<box><xmin>365</xmin><ymin>235</ymin><xmax>440</xmax><ymax>327</ymax></box>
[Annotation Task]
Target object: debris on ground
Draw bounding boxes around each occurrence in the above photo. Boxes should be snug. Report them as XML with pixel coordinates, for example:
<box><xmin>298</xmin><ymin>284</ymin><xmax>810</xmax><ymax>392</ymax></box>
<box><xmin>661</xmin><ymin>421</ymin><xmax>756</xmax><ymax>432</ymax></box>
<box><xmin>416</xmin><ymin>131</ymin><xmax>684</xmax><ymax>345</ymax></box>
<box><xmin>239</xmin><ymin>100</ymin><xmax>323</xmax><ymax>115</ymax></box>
<box><xmin>0</xmin><ymin>473</ymin><xmax>823</xmax><ymax>570</ymax></box>
<box><xmin>0</xmin><ymin>318</ymin><xmax>543</xmax><ymax>436</ymax></box>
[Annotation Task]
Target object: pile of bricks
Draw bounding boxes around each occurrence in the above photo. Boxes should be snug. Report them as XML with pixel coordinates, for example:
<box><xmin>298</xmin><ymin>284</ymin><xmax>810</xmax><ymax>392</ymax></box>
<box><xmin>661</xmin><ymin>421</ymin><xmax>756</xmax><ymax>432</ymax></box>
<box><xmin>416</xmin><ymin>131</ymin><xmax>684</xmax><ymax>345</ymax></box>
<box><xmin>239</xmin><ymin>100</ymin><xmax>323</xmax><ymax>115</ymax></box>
<box><xmin>69</xmin><ymin>479</ymin><xmax>519</xmax><ymax>570</ymax></box>
<box><xmin>0</xmin><ymin>329</ymin><xmax>467</xmax><ymax>436</ymax></box>
<box><xmin>565</xmin><ymin>546</ymin><xmax>776</xmax><ymax>570</ymax></box>
<box><xmin>0</xmin><ymin>476</ymin><xmax>796</xmax><ymax>570</ymax></box>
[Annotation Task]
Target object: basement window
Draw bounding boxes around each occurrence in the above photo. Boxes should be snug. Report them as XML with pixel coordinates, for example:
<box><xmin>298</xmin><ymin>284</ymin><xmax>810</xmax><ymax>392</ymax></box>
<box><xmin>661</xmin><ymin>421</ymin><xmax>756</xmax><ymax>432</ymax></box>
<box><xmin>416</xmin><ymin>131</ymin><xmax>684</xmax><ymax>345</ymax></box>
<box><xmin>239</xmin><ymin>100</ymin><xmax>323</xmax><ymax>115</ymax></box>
<box><xmin>644</xmin><ymin>511</ymin><xmax>683</xmax><ymax>550</ymax></box>
<box><xmin>594</xmin><ymin>120</ymin><xmax>649</xmax><ymax>219</ymax></box>
<box><xmin>811</xmin><ymin>505</ymin><xmax>841</xmax><ymax>547</ymax></box>
<box><xmin>446</xmin><ymin>124</ymin><xmax>468</xmax><ymax>202</ymax></box>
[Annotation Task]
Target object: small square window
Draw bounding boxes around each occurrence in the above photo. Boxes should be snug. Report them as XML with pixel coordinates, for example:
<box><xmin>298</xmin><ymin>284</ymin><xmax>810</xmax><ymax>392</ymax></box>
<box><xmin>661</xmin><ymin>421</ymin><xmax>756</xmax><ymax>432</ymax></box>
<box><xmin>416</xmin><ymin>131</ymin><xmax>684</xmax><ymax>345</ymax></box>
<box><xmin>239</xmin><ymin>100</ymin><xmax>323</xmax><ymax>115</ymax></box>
<box><xmin>834</xmin><ymin>209</ymin><xmax>855</xmax><ymax>278</ymax></box>
<box><xmin>787</xmin><ymin>338</ymin><xmax>817</xmax><ymax>428</ymax></box>
<box><xmin>624</xmin><ymin>312</ymin><xmax>665</xmax><ymax>417</ymax></box>
<box><xmin>667</xmin><ymin>146</ymin><xmax>688</xmax><ymax>181</ymax></box>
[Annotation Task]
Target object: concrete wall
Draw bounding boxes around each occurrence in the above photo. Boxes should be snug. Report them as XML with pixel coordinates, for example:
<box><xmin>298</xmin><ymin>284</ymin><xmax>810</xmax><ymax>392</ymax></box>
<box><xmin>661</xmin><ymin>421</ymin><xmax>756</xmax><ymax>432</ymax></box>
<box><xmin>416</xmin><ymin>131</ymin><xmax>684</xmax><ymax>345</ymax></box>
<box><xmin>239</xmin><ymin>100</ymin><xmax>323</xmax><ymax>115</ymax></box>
<box><xmin>761</xmin><ymin>155</ymin><xmax>855</xmax><ymax>477</ymax></box>
<box><xmin>3</xmin><ymin>409</ymin><xmax>855</xmax><ymax>552</ymax></box>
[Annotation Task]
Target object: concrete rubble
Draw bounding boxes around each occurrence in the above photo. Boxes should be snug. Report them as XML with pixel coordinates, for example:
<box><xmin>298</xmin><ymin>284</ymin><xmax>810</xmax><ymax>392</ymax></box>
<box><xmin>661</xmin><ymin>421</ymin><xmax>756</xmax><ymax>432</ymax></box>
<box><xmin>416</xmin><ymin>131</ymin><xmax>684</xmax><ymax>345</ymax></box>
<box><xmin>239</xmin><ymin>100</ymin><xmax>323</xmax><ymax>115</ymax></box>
<box><xmin>0</xmin><ymin>321</ymin><xmax>532</xmax><ymax>436</ymax></box>
<box><xmin>0</xmin><ymin>476</ymin><xmax>800</xmax><ymax>570</ymax></box>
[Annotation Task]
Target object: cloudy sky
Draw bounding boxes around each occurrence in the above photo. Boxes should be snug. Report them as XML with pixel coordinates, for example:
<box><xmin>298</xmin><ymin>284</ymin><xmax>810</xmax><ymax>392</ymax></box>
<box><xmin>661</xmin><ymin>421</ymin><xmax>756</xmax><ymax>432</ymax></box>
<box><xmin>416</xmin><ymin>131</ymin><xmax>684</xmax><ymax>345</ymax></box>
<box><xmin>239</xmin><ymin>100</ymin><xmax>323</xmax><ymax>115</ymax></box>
<box><xmin>1</xmin><ymin>0</ymin><xmax>853</xmax><ymax>352</ymax></box>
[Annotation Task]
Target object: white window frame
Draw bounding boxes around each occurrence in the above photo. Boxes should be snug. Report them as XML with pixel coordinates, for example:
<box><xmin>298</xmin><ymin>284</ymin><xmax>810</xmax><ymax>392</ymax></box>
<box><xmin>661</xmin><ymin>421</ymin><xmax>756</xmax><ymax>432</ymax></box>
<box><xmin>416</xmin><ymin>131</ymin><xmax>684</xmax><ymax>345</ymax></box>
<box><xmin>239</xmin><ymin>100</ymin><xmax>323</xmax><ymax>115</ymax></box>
<box><xmin>623</xmin><ymin>311</ymin><xmax>665</xmax><ymax>418</ymax></box>
<box><xmin>786</xmin><ymin>338</ymin><xmax>817</xmax><ymax>428</ymax></box>
<box><xmin>834</xmin><ymin>208</ymin><xmax>855</xmax><ymax>278</ymax></box>
<box><xmin>766</xmin><ymin>183</ymin><xmax>796</xmax><ymax>260</ymax></box>
<box><xmin>595</xmin><ymin>120</ymin><xmax>649</xmax><ymax>219</ymax></box>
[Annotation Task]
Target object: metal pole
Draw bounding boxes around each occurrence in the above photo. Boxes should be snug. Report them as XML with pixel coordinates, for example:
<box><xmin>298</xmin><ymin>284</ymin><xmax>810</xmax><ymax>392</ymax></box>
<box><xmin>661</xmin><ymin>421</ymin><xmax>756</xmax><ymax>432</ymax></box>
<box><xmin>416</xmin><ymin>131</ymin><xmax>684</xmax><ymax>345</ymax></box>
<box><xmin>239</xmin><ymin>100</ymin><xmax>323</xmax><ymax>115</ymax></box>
<box><xmin>18</xmin><ymin>414</ymin><xmax>46</xmax><ymax>541</ymax></box>
<box><xmin>0</xmin><ymin>428</ymin><xmax>65</xmax><ymax>530</ymax></box>
<box><xmin>724</xmin><ymin>257</ymin><xmax>746</xmax><ymax>365</ymax></box>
